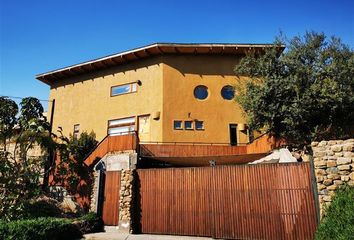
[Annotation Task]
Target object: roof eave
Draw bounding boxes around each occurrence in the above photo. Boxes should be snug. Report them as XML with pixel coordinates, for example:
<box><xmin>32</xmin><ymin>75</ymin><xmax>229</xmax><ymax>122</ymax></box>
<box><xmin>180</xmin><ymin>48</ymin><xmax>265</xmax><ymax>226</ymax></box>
<box><xmin>36</xmin><ymin>43</ymin><xmax>285</xmax><ymax>85</ymax></box>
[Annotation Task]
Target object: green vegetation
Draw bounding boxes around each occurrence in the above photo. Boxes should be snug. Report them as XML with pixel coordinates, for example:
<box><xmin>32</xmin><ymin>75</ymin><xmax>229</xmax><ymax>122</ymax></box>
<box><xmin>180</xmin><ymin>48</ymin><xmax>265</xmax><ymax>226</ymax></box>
<box><xmin>0</xmin><ymin>96</ymin><xmax>101</xmax><ymax>237</ymax></box>
<box><xmin>0</xmin><ymin>218</ymin><xmax>82</xmax><ymax>240</ymax></box>
<box><xmin>0</xmin><ymin>212</ymin><xmax>103</xmax><ymax>239</ymax></box>
<box><xmin>0</xmin><ymin>96</ymin><xmax>54</xmax><ymax>220</ymax></box>
<box><xmin>234</xmin><ymin>31</ymin><xmax>354</xmax><ymax>146</ymax></box>
<box><xmin>315</xmin><ymin>185</ymin><xmax>354</xmax><ymax>240</ymax></box>
<box><xmin>77</xmin><ymin>212</ymin><xmax>104</xmax><ymax>234</ymax></box>
<box><xmin>23</xmin><ymin>198</ymin><xmax>63</xmax><ymax>219</ymax></box>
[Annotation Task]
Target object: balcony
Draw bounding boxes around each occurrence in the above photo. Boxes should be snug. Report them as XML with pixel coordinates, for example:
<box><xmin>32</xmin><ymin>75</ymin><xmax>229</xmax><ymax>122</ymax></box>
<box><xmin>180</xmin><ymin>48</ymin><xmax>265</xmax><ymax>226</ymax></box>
<box><xmin>84</xmin><ymin>132</ymin><xmax>280</xmax><ymax>167</ymax></box>
<box><xmin>139</xmin><ymin>134</ymin><xmax>280</xmax><ymax>166</ymax></box>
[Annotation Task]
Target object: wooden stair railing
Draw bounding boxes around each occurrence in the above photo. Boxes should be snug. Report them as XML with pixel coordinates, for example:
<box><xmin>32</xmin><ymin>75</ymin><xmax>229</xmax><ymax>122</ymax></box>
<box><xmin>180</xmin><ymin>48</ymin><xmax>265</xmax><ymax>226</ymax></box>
<box><xmin>84</xmin><ymin>132</ymin><xmax>137</xmax><ymax>167</ymax></box>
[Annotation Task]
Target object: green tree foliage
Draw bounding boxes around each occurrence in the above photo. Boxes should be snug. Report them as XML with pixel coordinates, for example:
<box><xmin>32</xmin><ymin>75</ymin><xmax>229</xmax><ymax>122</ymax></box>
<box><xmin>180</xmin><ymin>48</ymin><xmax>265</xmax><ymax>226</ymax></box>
<box><xmin>234</xmin><ymin>32</ymin><xmax>354</xmax><ymax>145</ymax></box>
<box><xmin>0</xmin><ymin>97</ymin><xmax>52</xmax><ymax>220</ymax></box>
<box><xmin>0</xmin><ymin>97</ymin><xmax>18</xmax><ymax>151</ymax></box>
<box><xmin>315</xmin><ymin>185</ymin><xmax>354</xmax><ymax>240</ymax></box>
<box><xmin>0</xmin><ymin>96</ymin><xmax>98</xmax><ymax>219</ymax></box>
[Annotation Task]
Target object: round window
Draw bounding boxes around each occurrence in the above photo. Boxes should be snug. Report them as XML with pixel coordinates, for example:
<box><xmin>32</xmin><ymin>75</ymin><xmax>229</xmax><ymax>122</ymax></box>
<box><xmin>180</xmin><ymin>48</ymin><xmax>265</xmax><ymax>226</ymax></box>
<box><xmin>221</xmin><ymin>85</ymin><xmax>235</xmax><ymax>100</ymax></box>
<box><xmin>194</xmin><ymin>85</ymin><xmax>209</xmax><ymax>100</ymax></box>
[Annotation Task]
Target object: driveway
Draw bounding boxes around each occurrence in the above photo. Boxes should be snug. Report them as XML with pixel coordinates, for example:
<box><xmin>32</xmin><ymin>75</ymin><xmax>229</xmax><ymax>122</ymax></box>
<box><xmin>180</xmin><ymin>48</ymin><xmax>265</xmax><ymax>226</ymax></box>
<box><xmin>84</xmin><ymin>227</ymin><xmax>211</xmax><ymax>240</ymax></box>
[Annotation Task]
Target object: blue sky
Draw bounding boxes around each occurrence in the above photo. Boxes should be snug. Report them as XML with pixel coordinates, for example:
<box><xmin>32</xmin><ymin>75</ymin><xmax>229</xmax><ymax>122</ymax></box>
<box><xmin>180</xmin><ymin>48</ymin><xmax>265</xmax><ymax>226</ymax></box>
<box><xmin>1</xmin><ymin>0</ymin><xmax>353</xmax><ymax>110</ymax></box>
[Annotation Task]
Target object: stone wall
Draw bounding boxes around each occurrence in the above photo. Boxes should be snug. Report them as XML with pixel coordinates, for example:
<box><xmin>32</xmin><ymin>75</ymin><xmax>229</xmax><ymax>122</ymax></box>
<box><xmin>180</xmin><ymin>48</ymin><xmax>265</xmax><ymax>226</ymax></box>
<box><xmin>119</xmin><ymin>170</ymin><xmax>134</xmax><ymax>232</ymax></box>
<box><xmin>90</xmin><ymin>171</ymin><xmax>100</xmax><ymax>212</ymax></box>
<box><xmin>312</xmin><ymin>139</ymin><xmax>354</xmax><ymax>217</ymax></box>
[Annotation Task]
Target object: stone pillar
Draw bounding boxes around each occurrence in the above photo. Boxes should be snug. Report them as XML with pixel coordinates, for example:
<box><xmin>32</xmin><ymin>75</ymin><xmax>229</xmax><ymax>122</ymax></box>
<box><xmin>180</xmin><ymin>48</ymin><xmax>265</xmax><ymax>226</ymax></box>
<box><xmin>312</xmin><ymin>139</ymin><xmax>354</xmax><ymax>218</ymax></box>
<box><xmin>90</xmin><ymin>170</ymin><xmax>100</xmax><ymax>213</ymax></box>
<box><xmin>119</xmin><ymin>169</ymin><xmax>134</xmax><ymax>232</ymax></box>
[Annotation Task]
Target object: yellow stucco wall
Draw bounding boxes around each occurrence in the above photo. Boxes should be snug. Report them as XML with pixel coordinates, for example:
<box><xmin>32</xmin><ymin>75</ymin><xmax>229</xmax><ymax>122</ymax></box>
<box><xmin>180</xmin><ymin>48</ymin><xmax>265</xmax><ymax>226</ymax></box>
<box><xmin>48</xmin><ymin>57</ymin><xmax>164</xmax><ymax>141</ymax></box>
<box><xmin>47</xmin><ymin>54</ymin><xmax>249</xmax><ymax>144</ymax></box>
<box><xmin>161</xmin><ymin>55</ymin><xmax>249</xmax><ymax>144</ymax></box>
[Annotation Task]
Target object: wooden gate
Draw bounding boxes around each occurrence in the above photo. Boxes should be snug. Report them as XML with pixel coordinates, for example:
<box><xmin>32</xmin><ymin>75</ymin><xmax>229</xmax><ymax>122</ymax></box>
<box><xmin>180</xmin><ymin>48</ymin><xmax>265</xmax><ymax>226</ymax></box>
<box><xmin>136</xmin><ymin>163</ymin><xmax>318</xmax><ymax>239</ymax></box>
<box><xmin>102</xmin><ymin>171</ymin><xmax>121</xmax><ymax>225</ymax></box>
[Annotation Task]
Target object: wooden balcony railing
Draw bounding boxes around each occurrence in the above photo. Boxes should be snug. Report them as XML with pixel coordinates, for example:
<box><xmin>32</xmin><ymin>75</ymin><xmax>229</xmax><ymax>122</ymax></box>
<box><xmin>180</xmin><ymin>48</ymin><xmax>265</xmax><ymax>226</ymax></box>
<box><xmin>84</xmin><ymin>132</ymin><xmax>282</xmax><ymax>167</ymax></box>
<box><xmin>84</xmin><ymin>132</ymin><xmax>137</xmax><ymax>167</ymax></box>
<box><xmin>140</xmin><ymin>134</ymin><xmax>281</xmax><ymax>158</ymax></box>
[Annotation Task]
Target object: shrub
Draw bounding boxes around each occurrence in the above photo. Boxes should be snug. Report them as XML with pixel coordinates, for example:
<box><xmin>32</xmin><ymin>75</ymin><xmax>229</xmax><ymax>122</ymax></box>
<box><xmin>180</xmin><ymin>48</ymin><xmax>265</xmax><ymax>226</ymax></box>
<box><xmin>0</xmin><ymin>218</ymin><xmax>82</xmax><ymax>240</ymax></box>
<box><xmin>315</xmin><ymin>185</ymin><xmax>354</xmax><ymax>240</ymax></box>
<box><xmin>76</xmin><ymin>212</ymin><xmax>104</xmax><ymax>234</ymax></box>
<box><xmin>23</xmin><ymin>198</ymin><xmax>63</xmax><ymax>219</ymax></box>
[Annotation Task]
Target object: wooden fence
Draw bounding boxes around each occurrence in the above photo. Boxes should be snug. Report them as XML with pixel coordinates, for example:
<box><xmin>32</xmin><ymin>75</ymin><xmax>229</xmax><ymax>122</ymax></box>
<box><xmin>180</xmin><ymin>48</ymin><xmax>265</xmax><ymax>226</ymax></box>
<box><xmin>136</xmin><ymin>163</ymin><xmax>317</xmax><ymax>239</ymax></box>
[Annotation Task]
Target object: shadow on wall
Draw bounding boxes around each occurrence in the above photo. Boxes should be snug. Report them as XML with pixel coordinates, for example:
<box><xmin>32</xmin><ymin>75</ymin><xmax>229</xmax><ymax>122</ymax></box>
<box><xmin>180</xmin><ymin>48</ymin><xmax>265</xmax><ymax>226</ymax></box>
<box><xmin>50</xmin><ymin>56</ymin><xmax>163</xmax><ymax>89</ymax></box>
<box><xmin>49</xmin><ymin>153</ymin><xmax>94</xmax><ymax>212</ymax></box>
<box><xmin>162</xmin><ymin>55</ymin><xmax>242</xmax><ymax>77</ymax></box>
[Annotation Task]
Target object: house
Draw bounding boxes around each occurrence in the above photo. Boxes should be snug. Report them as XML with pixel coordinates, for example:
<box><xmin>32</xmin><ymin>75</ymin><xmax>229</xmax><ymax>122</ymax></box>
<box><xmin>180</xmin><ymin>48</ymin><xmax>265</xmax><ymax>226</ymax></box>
<box><xmin>36</xmin><ymin>43</ymin><xmax>283</xmax><ymax>169</ymax></box>
<box><xmin>35</xmin><ymin>44</ymin><xmax>320</xmax><ymax>238</ymax></box>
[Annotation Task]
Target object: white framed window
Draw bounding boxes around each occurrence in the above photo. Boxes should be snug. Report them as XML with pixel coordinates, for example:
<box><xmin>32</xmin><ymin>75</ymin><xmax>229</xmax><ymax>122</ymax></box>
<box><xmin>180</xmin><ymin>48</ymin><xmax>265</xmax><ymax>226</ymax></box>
<box><xmin>108</xmin><ymin>117</ymin><xmax>135</xmax><ymax>135</ymax></box>
<box><xmin>194</xmin><ymin>85</ymin><xmax>209</xmax><ymax>100</ymax></box>
<box><xmin>184</xmin><ymin>121</ymin><xmax>193</xmax><ymax>130</ymax></box>
<box><xmin>221</xmin><ymin>85</ymin><xmax>235</xmax><ymax>100</ymax></box>
<box><xmin>73</xmin><ymin>124</ymin><xmax>80</xmax><ymax>138</ymax></box>
<box><xmin>111</xmin><ymin>83</ymin><xmax>137</xmax><ymax>97</ymax></box>
<box><xmin>173</xmin><ymin>120</ymin><xmax>183</xmax><ymax>130</ymax></box>
<box><xmin>195</xmin><ymin>121</ymin><xmax>204</xmax><ymax>130</ymax></box>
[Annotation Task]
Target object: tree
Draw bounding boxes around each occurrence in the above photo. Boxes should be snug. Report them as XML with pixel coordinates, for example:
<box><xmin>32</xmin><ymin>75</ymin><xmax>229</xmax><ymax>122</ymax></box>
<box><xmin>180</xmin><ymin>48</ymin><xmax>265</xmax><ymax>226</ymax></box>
<box><xmin>0</xmin><ymin>97</ymin><xmax>18</xmax><ymax>152</ymax></box>
<box><xmin>234</xmin><ymin>31</ymin><xmax>354</xmax><ymax>146</ymax></box>
<box><xmin>0</xmin><ymin>97</ymin><xmax>52</xmax><ymax>220</ymax></box>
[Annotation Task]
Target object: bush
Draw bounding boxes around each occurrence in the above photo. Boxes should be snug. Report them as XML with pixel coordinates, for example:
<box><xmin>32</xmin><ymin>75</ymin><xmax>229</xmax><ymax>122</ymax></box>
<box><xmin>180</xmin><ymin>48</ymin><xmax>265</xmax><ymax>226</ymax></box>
<box><xmin>76</xmin><ymin>212</ymin><xmax>104</xmax><ymax>234</ymax></box>
<box><xmin>0</xmin><ymin>218</ymin><xmax>82</xmax><ymax>240</ymax></box>
<box><xmin>23</xmin><ymin>198</ymin><xmax>63</xmax><ymax>219</ymax></box>
<box><xmin>315</xmin><ymin>185</ymin><xmax>354</xmax><ymax>240</ymax></box>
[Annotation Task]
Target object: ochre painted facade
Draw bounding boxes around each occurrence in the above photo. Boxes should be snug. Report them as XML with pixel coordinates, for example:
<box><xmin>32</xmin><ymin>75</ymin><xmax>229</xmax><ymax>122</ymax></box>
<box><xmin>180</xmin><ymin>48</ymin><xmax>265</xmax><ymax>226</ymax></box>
<box><xmin>162</xmin><ymin>55</ymin><xmax>248</xmax><ymax>144</ymax></box>
<box><xmin>48</xmin><ymin>57</ymin><xmax>164</xmax><ymax>141</ymax></box>
<box><xmin>47</xmin><ymin>53</ymin><xmax>249</xmax><ymax>144</ymax></box>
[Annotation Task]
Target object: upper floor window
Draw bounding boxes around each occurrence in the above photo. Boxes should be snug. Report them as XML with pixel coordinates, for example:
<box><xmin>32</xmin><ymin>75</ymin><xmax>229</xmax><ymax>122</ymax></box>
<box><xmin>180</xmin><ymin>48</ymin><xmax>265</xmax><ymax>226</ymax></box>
<box><xmin>174</xmin><ymin>120</ymin><xmax>183</xmax><ymax>130</ymax></box>
<box><xmin>194</xmin><ymin>85</ymin><xmax>209</xmax><ymax>100</ymax></box>
<box><xmin>73</xmin><ymin>124</ymin><xmax>80</xmax><ymax>138</ymax></box>
<box><xmin>108</xmin><ymin>117</ymin><xmax>135</xmax><ymax>135</ymax></box>
<box><xmin>195</xmin><ymin>121</ymin><xmax>204</xmax><ymax>130</ymax></box>
<box><xmin>111</xmin><ymin>83</ymin><xmax>137</xmax><ymax>97</ymax></box>
<box><xmin>184</xmin><ymin>121</ymin><xmax>193</xmax><ymax>130</ymax></box>
<box><xmin>221</xmin><ymin>85</ymin><xmax>235</xmax><ymax>100</ymax></box>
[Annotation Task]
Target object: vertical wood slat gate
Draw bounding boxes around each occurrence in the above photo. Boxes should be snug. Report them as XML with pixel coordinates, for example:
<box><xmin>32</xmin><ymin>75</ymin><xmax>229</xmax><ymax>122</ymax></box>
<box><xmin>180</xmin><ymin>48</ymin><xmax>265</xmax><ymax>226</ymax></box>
<box><xmin>102</xmin><ymin>171</ymin><xmax>121</xmax><ymax>226</ymax></box>
<box><xmin>137</xmin><ymin>163</ymin><xmax>318</xmax><ymax>239</ymax></box>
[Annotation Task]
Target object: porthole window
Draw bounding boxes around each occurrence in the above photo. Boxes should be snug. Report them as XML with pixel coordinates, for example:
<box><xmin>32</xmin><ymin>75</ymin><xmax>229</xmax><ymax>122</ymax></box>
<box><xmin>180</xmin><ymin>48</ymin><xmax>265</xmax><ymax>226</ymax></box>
<box><xmin>221</xmin><ymin>85</ymin><xmax>235</xmax><ymax>100</ymax></box>
<box><xmin>194</xmin><ymin>85</ymin><xmax>208</xmax><ymax>100</ymax></box>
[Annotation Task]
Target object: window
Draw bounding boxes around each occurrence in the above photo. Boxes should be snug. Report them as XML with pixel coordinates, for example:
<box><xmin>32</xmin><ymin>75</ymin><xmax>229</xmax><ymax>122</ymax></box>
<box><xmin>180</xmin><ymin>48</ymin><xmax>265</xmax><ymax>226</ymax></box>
<box><xmin>195</xmin><ymin>121</ymin><xmax>204</xmax><ymax>130</ymax></box>
<box><xmin>108</xmin><ymin>117</ymin><xmax>135</xmax><ymax>135</ymax></box>
<box><xmin>174</xmin><ymin>120</ymin><xmax>182</xmax><ymax>130</ymax></box>
<box><xmin>73</xmin><ymin>124</ymin><xmax>80</xmax><ymax>138</ymax></box>
<box><xmin>221</xmin><ymin>85</ymin><xmax>235</xmax><ymax>100</ymax></box>
<box><xmin>111</xmin><ymin>83</ymin><xmax>137</xmax><ymax>96</ymax></box>
<box><xmin>184</xmin><ymin>121</ymin><xmax>193</xmax><ymax>130</ymax></box>
<box><xmin>194</xmin><ymin>85</ymin><xmax>209</xmax><ymax>100</ymax></box>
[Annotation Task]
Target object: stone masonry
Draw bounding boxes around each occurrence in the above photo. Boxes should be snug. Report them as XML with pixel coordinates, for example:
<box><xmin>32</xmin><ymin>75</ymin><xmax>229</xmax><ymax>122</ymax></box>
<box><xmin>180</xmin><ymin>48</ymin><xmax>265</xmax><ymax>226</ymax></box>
<box><xmin>312</xmin><ymin>139</ymin><xmax>354</xmax><ymax>217</ymax></box>
<box><xmin>118</xmin><ymin>169</ymin><xmax>134</xmax><ymax>232</ymax></box>
<box><xmin>90</xmin><ymin>170</ymin><xmax>100</xmax><ymax>212</ymax></box>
